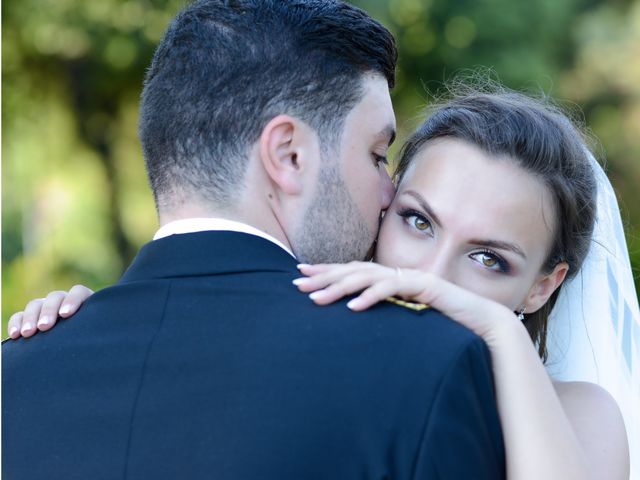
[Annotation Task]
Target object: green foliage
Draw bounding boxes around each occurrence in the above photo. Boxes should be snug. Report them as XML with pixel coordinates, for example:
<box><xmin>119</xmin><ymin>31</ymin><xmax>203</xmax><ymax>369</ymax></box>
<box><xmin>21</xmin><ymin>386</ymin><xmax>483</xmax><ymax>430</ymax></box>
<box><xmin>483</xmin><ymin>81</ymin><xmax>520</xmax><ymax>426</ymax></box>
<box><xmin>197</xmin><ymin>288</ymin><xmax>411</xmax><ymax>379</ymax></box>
<box><xmin>3</xmin><ymin>0</ymin><xmax>639</xmax><ymax>335</ymax></box>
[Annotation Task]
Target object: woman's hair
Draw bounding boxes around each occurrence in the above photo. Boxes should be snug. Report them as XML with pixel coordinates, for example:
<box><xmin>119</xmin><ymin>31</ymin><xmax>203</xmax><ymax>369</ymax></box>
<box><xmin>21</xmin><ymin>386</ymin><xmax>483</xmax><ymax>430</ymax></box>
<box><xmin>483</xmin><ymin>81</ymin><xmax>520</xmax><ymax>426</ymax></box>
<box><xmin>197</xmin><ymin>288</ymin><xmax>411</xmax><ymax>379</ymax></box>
<box><xmin>395</xmin><ymin>82</ymin><xmax>597</xmax><ymax>361</ymax></box>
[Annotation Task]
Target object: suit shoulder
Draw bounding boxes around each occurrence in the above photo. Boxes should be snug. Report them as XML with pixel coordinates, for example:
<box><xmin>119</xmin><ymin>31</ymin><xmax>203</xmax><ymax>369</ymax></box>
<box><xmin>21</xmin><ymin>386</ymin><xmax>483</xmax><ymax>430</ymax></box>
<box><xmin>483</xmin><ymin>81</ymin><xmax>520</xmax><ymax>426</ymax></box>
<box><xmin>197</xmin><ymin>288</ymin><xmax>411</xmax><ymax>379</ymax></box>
<box><xmin>346</xmin><ymin>298</ymin><xmax>488</xmax><ymax>361</ymax></box>
<box><xmin>371</xmin><ymin>298</ymin><xmax>481</xmax><ymax>338</ymax></box>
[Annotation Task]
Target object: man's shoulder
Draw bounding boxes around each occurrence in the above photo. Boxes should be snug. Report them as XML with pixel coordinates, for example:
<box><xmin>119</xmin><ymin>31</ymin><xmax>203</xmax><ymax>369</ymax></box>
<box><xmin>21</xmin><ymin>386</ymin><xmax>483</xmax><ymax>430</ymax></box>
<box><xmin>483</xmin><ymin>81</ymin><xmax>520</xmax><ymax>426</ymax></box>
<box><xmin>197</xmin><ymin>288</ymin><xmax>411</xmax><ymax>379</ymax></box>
<box><xmin>2</xmin><ymin>281</ymin><xmax>170</xmax><ymax>360</ymax></box>
<box><xmin>337</xmin><ymin>295</ymin><xmax>481</xmax><ymax>343</ymax></box>
<box><xmin>284</xmin><ymin>291</ymin><xmax>487</xmax><ymax>367</ymax></box>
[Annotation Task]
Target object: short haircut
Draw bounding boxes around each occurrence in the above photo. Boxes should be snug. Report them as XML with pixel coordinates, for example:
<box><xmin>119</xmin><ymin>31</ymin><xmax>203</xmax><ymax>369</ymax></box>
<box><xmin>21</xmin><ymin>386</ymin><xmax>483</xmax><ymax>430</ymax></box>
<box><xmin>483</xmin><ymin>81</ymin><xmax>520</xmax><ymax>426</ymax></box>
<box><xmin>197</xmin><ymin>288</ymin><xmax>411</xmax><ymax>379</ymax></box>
<box><xmin>139</xmin><ymin>0</ymin><xmax>397</xmax><ymax>210</ymax></box>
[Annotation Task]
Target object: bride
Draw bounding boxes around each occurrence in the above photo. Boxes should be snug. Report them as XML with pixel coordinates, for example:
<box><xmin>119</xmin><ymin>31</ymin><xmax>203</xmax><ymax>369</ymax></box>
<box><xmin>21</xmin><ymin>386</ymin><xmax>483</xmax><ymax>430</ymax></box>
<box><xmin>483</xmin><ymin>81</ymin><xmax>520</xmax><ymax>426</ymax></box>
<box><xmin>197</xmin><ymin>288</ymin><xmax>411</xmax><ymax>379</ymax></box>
<box><xmin>8</xmin><ymin>87</ymin><xmax>637</xmax><ymax>479</ymax></box>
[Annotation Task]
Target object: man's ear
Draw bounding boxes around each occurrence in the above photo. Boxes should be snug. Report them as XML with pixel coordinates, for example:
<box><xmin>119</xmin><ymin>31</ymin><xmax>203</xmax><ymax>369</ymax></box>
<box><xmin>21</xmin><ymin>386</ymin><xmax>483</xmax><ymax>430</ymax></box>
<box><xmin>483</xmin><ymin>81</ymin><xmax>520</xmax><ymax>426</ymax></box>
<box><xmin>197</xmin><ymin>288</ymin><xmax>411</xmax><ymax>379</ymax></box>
<box><xmin>259</xmin><ymin>115</ymin><xmax>313</xmax><ymax>196</ymax></box>
<box><xmin>524</xmin><ymin>262</ymin><xmax>569</xmax><ymax>313</ymax></box>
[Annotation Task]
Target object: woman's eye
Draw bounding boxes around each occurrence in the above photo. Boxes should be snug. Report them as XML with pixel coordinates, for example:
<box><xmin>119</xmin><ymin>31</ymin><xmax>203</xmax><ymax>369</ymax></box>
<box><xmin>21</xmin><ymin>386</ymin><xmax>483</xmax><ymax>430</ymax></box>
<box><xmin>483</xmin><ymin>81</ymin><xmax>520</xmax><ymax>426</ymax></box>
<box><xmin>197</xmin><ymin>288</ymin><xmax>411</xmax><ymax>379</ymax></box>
<box><xmin>481</xmin><ymin>254</ymin><xmax>497</xmax><ymax>267</ymax></box>
<box><xmin>412</xmin><ymin>216</ymin><xmax>431</xmax><ymax>231</ymax></box>
<box><xmin>398</xmin><ymin>208</ymin><xmax>433</xmax><ymax>235</ymax></box>
<box><xmin>470</xmin><ymin>251</ymin><xmax>509</xmax><ymax>273</ymax></box>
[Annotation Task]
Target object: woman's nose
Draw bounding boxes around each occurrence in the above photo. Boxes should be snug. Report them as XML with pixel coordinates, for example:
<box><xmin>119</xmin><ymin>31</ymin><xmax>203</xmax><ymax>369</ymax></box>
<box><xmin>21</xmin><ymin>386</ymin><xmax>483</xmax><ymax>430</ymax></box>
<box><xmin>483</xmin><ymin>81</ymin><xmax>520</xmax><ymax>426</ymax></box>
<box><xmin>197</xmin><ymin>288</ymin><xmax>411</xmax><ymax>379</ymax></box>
<box><xmin>417</xmin><ymin>250</ymin><xmax>454</xmax><ymax>282</ymax></box>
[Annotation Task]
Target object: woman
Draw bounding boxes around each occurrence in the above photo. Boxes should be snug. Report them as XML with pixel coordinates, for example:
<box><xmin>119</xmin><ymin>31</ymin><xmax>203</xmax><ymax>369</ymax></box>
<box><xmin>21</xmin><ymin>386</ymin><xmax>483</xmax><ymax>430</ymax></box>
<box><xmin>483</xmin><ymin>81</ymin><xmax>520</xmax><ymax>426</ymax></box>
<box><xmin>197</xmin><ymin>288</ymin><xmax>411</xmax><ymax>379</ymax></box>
<box><xmin>8</xmin><ymin>87</ymin><xmax>634</xmax><ymax>479</ymax></box>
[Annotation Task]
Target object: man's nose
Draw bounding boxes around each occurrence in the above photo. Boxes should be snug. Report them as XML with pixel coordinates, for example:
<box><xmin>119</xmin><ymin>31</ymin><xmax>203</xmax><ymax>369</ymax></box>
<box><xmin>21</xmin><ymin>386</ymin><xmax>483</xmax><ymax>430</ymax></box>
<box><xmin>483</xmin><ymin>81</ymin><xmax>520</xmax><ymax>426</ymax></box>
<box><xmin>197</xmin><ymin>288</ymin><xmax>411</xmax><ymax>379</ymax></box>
<box><xmin>380</xmin><ymin>167</ymin><xmax>395</xmax><ymax>210</ymax></box>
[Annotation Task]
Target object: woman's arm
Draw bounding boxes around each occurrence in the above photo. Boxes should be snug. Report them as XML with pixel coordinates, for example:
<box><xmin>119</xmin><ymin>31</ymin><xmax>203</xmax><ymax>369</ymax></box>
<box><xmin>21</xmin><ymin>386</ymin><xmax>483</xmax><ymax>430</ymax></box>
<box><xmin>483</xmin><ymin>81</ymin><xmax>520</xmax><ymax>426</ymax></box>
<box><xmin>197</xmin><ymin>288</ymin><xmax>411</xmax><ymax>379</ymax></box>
<box><xmin>296</xmin><ymin>262</ymin><xmax>629</xmax><ymax>480</ymax></box>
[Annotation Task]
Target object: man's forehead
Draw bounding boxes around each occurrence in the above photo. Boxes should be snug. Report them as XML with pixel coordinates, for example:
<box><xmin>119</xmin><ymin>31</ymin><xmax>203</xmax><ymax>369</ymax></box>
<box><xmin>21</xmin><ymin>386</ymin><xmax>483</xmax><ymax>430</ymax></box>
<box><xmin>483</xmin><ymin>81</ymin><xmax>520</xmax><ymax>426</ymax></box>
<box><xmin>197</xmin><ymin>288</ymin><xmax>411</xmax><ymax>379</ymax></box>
<box><xmin>361</xmin><ymin>74</ymin><xmax>395</xmax><ymax>111</ymax></box>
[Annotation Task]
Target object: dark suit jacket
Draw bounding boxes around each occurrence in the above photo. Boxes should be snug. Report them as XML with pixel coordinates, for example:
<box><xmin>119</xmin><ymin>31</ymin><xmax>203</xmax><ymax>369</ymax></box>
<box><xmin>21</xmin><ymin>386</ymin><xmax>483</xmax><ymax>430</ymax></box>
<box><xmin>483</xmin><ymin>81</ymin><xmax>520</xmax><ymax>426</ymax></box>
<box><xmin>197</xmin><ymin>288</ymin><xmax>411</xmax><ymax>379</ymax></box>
<box><xmin>3</xmin><ymin>231</ymin><xmax>505</xmax><ymax>479</ymax></box>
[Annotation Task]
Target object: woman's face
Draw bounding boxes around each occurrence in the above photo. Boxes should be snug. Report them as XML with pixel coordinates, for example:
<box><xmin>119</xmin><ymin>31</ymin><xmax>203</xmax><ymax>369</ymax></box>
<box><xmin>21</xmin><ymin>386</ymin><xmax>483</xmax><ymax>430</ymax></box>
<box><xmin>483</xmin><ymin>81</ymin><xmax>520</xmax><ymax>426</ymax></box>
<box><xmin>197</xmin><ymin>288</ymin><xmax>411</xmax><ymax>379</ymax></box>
<box><xmin>376</xmin><ymin>137</ymin><xmax>566</xmax><ymax>312</ymax></box>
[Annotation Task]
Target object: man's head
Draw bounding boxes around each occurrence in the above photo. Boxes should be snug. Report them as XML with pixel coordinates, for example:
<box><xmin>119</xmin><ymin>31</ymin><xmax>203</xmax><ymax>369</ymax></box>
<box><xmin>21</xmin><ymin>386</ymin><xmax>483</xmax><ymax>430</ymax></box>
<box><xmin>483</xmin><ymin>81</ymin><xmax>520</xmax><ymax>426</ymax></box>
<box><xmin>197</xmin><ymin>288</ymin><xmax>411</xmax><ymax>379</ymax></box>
<box><xmin>139</xmin><ymin>0</ymin><xmax>397</xmax><ymax>262</ymax></box>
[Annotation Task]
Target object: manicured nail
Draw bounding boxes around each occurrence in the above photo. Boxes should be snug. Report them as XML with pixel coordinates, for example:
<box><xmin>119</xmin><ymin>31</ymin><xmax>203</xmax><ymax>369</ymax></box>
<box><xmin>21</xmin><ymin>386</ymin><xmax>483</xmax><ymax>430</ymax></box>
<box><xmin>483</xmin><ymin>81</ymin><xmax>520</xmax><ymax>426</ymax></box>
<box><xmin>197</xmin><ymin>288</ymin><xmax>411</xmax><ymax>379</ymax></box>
<box><xmin>347</xmin><ymin>298</ymin><xmax>364</xmax><ymax>310</ymax></box>
<box><xmin>9</xmin><ymin>327</ymin><xmax>19</xmax><ymax>338</ymax></box>
<box><xmin>37</xmin><ymin>316</ymin><xmax>51</xmax><ymax>328</ymax></box>
<box><xmin>59</xmin><ymin>304</ymin><xmax>72</xmax><ymax>315</ymax></box>
<box><xmin>292</xmin><ymin>278</ymin><xmax>308</xmax><ymax>286</ymax></box>
<box><xmin>309</xmin><ymin>290</ymin><xmax>325</xmax><ymax>300</ymax></box>
<box><xmin>297</xmin><ymin>264</ymin><xmax>310</xmax><ymax>270</ymax></box>
<box><xmin>21</xmin><ymin>323</ymin><xmax>34</xmax><ymax>334</ymax></box>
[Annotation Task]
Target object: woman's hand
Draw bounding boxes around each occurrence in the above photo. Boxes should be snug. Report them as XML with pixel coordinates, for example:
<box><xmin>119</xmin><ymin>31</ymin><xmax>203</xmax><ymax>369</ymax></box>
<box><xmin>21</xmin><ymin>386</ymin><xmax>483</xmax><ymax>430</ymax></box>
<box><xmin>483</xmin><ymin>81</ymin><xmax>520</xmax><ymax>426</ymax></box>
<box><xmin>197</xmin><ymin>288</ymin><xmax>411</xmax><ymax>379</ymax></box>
<box><xmin>7</xmin><ymin>285</ymin><xmax>94</xmax><ymax>339</ymax></box>
<box><xmin>295</xmin><ymin>262</ymin><xmax>518</xmax><ymax>341</ymax></box>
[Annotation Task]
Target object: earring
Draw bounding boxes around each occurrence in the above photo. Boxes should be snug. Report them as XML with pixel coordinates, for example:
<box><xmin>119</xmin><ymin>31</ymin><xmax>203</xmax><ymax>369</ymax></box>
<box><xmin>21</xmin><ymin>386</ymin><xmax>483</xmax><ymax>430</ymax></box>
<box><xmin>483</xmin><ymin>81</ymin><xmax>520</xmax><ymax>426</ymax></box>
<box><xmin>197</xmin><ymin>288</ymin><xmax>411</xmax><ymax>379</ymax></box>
<box><xmin>517</xmin><ymin>307</ymin><xmax>526</xmax><ymax>322</ymax></box>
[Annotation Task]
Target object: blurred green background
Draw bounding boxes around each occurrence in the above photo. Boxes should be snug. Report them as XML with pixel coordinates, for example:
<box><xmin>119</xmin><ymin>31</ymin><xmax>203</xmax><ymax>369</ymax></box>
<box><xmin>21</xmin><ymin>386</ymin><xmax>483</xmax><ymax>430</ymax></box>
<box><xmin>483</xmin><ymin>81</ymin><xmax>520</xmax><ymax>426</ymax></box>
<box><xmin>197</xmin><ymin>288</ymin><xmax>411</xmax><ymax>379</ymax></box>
<box><xmin>3</xmin><ymin>0</ymin><xmax>639</xmax><ymax>335</ymax></box>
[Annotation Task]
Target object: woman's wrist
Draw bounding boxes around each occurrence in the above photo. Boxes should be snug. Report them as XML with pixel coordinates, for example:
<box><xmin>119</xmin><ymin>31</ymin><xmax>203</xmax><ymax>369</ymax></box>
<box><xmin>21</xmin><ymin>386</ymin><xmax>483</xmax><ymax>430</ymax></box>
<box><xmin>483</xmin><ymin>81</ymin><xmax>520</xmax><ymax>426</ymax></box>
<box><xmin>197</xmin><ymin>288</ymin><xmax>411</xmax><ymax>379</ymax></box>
<box><xmin>480</xmin><ymin>305</ymin><xmax>529</xmax><ymax>349</ymax></box>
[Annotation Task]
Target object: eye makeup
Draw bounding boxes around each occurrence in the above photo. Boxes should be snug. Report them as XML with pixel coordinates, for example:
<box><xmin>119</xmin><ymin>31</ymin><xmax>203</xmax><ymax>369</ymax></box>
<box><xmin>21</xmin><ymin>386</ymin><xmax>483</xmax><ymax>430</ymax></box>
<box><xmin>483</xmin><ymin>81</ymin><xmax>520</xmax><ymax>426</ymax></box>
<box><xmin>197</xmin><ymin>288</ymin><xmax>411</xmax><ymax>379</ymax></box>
<box><xmin>469</xmin><ymin>249</ymin><xmax>511</xmax><ymax>274</ymax></box>
<box><xmin>397</xmin><ymin>207</ymin><xmax>434</xmax><ymax>235</ymax></box>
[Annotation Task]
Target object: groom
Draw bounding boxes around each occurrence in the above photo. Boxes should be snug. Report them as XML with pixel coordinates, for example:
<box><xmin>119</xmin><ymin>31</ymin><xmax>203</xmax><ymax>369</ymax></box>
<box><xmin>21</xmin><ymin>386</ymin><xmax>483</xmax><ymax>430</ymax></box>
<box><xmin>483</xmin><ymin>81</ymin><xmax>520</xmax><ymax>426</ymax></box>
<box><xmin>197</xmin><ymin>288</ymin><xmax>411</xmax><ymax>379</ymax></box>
<box><xmin>3</xmin><ymin>1</ymin><xmax>505</xmax><ymax>478</ymax></box>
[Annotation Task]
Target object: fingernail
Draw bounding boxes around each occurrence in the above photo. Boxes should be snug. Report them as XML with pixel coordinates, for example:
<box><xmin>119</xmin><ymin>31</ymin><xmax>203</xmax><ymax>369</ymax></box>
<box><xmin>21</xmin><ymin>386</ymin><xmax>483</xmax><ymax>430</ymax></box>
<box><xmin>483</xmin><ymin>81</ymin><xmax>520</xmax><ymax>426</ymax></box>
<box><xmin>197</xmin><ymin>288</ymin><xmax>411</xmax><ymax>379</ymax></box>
<box><xmin>297</xmin><ymin>264</ymin><xmax>310</xmax><ymax>270</ymax></box>
<box><xmin>21</xmin><ymin>323</ymin><xmax>34</xmax><ymax>334</ymax></box>
<box><xmin>59</xmin><ymin>304</ymin><xmax>72</xmax><ymax>315</ymax></box>
<box><xmin>9</xmin><ymin>327</ymin><xmax>19</xmax><ymax>338</ymax></box>
<box><xmin>347</xmin><ymin>298</ymin><xmax>363</xmax><ymax>310</ymax></box>
<box><xmin>37</xmin><ymin>316</ymin><xmax>51</xmax><ymax>328</ymax></box>
<box><xmin>292</xmin><ymin>278</ymin><xmax>308</xmax><ymax>286</ymax></box>
<box><xmin>309</xmin><ymin>290</ymin><xmax>325</xmax><ymax>300</ymax></box>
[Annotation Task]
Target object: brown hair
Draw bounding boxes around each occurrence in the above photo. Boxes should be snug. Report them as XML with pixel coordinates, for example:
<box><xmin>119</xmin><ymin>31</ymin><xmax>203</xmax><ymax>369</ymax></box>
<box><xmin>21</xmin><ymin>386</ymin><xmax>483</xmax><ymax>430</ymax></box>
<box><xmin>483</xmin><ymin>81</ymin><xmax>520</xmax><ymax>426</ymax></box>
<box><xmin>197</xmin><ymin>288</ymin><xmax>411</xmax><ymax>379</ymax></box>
<box><xmin>395</xmin><ymin>84</ymin><xmax>597</xmax><ymax>361</ymax></box>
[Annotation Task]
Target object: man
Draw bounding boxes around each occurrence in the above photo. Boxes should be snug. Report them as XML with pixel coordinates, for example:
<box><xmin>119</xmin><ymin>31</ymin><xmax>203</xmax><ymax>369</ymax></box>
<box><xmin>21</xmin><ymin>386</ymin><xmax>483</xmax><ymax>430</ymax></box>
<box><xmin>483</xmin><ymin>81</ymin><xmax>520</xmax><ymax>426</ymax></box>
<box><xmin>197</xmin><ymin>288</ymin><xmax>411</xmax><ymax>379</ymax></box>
<box><xmin>3</xmin><ymin>1</ymin><xmax>505</xmax><ymax>478</ymax></box>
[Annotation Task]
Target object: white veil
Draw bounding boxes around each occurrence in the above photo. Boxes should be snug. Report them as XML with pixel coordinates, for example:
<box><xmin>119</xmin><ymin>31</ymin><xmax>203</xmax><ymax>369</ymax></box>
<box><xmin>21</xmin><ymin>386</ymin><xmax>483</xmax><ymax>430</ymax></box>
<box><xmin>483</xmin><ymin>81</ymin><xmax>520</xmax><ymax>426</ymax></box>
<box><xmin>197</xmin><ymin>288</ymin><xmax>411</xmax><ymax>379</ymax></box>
<box><xmin>546</xmin><ymin>157</ymin><xmax>640</xmax><ymax>478</ymax></box>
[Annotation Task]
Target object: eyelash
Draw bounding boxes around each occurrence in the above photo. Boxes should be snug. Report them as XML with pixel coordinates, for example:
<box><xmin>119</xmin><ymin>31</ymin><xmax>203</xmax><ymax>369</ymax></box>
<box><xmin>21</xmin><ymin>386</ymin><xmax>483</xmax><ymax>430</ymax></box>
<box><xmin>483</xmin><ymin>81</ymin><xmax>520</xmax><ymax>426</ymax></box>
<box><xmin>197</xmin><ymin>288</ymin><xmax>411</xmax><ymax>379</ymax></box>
<box><xmin>372</xmin><ymin>153</ymin><xmax>388</xmax><ymax>167</ymax></box>
<box><xmin>469</xmin><ymin>249</ymin><xmax>511</xmax><ymax>274</ymax></box>
<box><xmin>398</xmin><ymin>208</ymin><xmax>433</xmax><ymax>235</ymax></box>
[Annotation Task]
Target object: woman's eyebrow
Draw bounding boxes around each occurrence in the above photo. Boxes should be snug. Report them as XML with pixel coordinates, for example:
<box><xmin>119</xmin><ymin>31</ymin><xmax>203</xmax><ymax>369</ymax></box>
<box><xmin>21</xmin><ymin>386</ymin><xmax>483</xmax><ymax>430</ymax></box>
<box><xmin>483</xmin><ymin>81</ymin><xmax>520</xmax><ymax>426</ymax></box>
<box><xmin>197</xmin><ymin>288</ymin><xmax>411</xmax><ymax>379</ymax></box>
<box><xmin>469</xmin><ymin>239</ymin><xmax>527</xmax><ymax>259</ymax></box>
<box><xmin>401</xmin><ymin>190</ymin><xmax>442</xmax><ymax>227</ymax></box>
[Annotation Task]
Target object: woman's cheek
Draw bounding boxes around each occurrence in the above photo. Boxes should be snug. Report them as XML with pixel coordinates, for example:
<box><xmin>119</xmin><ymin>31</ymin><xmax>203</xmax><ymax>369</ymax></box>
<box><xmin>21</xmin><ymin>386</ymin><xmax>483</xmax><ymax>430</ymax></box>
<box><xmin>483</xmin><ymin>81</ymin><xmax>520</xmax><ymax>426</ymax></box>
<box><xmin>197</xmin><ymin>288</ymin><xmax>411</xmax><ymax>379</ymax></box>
<box><xmin>463</xmin><ymin>277</ymin><xmax>524</xmax><ymax>310</ymax></box>
<box><xmin>374</xmin><ymin>225</ymin><xmax>399</xmax><ymax>266</ymax></box>
<box><xmin>375</xmin><ymin>228</ymin><xmax>420</xmax><ymax>268</ymax></box>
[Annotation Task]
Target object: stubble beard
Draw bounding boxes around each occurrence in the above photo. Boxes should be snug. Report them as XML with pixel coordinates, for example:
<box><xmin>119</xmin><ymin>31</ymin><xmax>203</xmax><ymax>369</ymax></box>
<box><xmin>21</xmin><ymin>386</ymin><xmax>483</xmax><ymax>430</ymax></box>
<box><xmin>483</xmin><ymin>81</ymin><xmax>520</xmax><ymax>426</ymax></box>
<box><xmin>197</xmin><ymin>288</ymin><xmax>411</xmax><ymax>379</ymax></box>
<box><xmin>292</xmin><ymin>165</ymin><xmax>377</xmax><ymax>264</ymax></box>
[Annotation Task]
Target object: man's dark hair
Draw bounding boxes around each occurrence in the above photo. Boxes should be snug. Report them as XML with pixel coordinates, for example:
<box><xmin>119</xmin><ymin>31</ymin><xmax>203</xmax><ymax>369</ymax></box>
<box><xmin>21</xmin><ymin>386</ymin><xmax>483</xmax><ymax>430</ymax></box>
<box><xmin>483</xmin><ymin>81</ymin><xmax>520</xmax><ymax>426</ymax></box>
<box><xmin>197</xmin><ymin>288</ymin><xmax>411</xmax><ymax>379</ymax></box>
<box><xmin>139</xmin><ymin>0</ymin><xmax>397</xmax><ymax>210</ymax></box>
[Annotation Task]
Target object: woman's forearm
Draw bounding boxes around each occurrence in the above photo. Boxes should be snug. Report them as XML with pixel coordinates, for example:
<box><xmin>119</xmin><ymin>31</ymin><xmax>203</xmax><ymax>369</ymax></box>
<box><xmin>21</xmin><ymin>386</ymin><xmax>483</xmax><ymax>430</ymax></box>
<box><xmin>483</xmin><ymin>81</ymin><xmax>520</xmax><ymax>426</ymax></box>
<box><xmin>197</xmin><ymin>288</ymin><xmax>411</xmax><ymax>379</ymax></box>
<box><xmin>487</xmin><ymin>319</ymin><xmax>591</xmax><ymax>480</ymax></box>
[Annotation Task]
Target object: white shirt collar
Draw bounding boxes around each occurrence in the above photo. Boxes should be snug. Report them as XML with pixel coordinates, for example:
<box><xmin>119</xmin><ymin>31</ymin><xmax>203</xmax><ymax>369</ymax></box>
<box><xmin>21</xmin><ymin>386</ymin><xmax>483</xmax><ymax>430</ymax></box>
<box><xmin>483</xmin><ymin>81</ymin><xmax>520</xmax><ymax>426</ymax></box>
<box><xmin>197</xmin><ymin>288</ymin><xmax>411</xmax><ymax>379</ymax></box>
<box><xmin>153</xmin><ymin>218</ymin><xmax>296</xmax><ymax>258</ymax></box>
